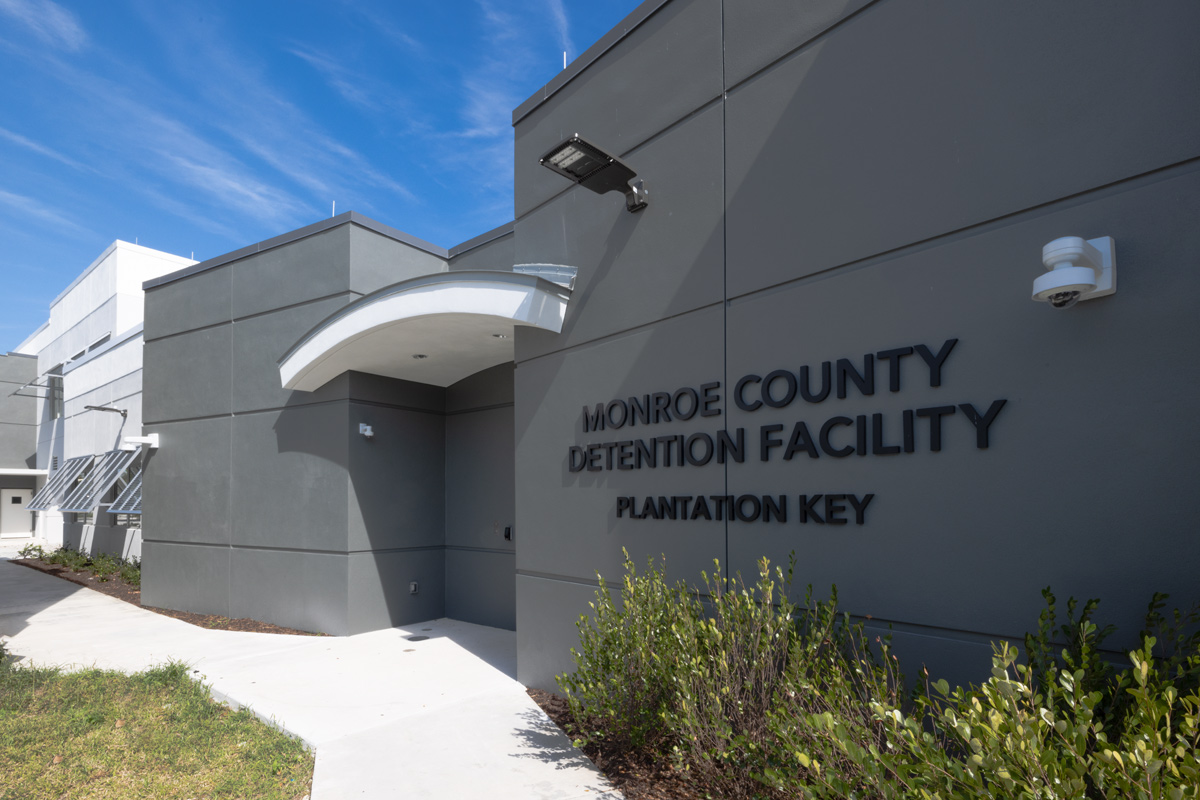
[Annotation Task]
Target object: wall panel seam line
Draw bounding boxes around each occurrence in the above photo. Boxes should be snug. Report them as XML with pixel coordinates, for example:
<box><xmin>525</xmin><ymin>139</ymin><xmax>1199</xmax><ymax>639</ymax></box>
<box><xmin>723</xmin><ymin>0</ymin><xmax>885</xmax><ymax>96</ymax></box>
<box><xmin>143</xmin><ymin>319</ymin><xmax>230</xmax><ymax>344</ymax></box>
<box><xmin>720</xmin><ymin>0</ymin><xmax>730</xmax><ymax>583</ymax></box>
<box><xmin>230</xmin><ymin>290</ymin><xmax>363</xmax><ymax>325</ymax></box>
<box><xmin>726</xmin><ymin>154</ymin><xmax>1200</xmax><ymax>304</ymax></box>
<box><xmin>142</xmin><ymin>539</ymin><xmax>448</xmax><ymax>556</ymax></box>
<box><xmin>59</xmin><ymin>371</ymin><xmax>142</xmax><ymax>401</ymax></box>
<box><xmin>445</xmin><ymin>402</ymin><xmax>514</xmax><ymax>416</ymax></box>
<box><xmin>445</xmin><ymin>545</ymin><xmax>515</xmax><ymax>555</ymax></box>
<box><xmin>516</xmin><ymin>570</ymin><xmax>603</xmax><ymax>587</ymax></box>
<box><xmin>514</xmin><ymin>300</ymin><xmax>724</xmax><ymax>366</ymax></box>
<box><xmin>144</xmin><ymin>290</ymin><xmax>365</xmax><ymax>344</ymax></box>
<box><xmin>514</xmin><ymin>94</ymin><xmax>724</xmax><ymax>222</ymax></box>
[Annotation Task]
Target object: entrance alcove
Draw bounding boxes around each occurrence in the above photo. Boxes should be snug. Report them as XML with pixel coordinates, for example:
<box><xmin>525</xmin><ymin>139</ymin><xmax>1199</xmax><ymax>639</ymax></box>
<box><xmin>277</xmin><ymin>267</ymin><xmax>574</xmax><ymax>631</ymax></box>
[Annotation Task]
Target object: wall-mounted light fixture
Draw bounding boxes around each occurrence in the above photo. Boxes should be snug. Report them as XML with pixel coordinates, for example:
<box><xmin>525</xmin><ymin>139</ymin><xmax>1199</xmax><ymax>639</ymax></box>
<box><xmin>358</xmin><ymin>423</ymin><xmax>374</xmax><ymax>439</ymax></box>
<box><xmin>1032</xmin><ymin>236</ymin><xmax>1116</xmax><ymax>309</ymax></box>
<box><xmin>85</xmin><ymin>404</ymin><xmax>128</xmax><ymax>419</ymax></box>
<box><xmin>539</xmin><ymin>135</ymin><xmax>648</xmax><ymax>212</ymax></box>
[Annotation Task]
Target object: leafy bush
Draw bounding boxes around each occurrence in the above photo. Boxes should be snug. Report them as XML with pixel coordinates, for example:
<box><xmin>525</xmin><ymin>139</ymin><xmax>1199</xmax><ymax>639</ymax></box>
<box><xmin>90</xmin><ymin>552</ymin><xmax>120</xmax><ymax>582</ymax></box>
<box><xmin>558</xmin><ymin>551</ymin><xmax>690</xmax><ymax>755</ymax></box>
<box><xmin>118</xmin><ymin>556</ymin><xmax>141</xmax><ymax>587</ymax></box>
<box><xmin>559</xmin><ymin>554</ymin><xmax>1200</xmax><ymax>800</ymax></box>
<box><xmin>44</xmin><ymin>546</ymin><xmax>90</xmax><ymax>572</ymax></box>
<box><xmin>16</xmin><ymin>543</ymin><xmax>44</xmax><ymax>559</ymax></box>
<box><xmin>32</xmin><ymin>547</ymin><xmax>141</xmax><ymax>587</ymax></box>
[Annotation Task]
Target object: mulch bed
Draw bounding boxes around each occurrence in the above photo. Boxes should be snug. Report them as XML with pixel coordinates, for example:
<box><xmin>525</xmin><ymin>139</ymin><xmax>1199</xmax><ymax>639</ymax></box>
<box><xmin>10</xmin><ymin>558</ymin><xmax>321</xmax><ymax>636</ymax></box>
<box><xmin>527</xmin><ymin>687</ymin><xmax>701</xmax><ymax>800</ymax></box>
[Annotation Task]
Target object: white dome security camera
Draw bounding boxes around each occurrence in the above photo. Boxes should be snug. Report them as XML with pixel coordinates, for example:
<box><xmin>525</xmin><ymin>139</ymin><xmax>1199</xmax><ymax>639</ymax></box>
<box><xmin>1032</xmin><ymin>236</ymin><xmax>1116</xmax><ymax>309</ymax></box>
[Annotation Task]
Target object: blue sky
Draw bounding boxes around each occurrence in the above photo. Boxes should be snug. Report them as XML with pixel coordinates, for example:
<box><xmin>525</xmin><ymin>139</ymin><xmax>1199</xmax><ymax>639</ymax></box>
<box><xmin>0</xmin><ymin>0</ymin><xmax>641</xmax><ymax>352</ymax></box>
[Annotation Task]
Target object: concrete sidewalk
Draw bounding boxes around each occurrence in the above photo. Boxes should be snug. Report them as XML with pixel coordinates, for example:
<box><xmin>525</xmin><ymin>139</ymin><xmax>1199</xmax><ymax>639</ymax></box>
<box><xmin>0</xmin><ymin>556</ymin><xmax>619</xmax><ymax>799</ymax></box>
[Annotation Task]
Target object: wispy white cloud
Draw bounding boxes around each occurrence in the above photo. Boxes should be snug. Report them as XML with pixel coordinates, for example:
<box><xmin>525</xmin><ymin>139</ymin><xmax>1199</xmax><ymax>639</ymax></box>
<box><xmin>0</xmin><ymin>186</ymin><xmax>92</xmax><ymax>236</ymax></box>
<box><xmin>341</xmin><ymin>3</ymin><xmax>424</xmax><ymax>54</ymax></box>
<box><xmin>0</xmin><ymin>0</ymin><xmax>86</xmax><ymax>51</ymax></box>
<box><xmin>546</xmin><ymin>0</ymin><xmax>574</xmax><ymax>61</ymax></box>
<box><xmin>287</xmin><ymin>46</ymin><xmax>380</xmax><ymax>112</ymax></box>
<box><xmin>121</xmin><ymin>5</ymin><xmax>418</xmax><ymax>210</ymax></box>
<box><xmin>0</xmin><ymin>125</ymin><xmax>93</xmax><ymax>172</ymax></box>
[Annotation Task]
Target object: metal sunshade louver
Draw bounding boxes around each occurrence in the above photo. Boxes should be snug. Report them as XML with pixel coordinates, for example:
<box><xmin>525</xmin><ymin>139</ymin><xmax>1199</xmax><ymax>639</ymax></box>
<box><xmin>26</xmin><ymin>455</ymin><xmax>94</xmax><ymax>510</ymax></box>
<box><xmin>108</xmin><ymin>469</ymin><xmax>143</xmax><ymax>515</ymax></box>
<box><xmin>59</xmin><ymin>448</ymin><xmax>140</xmax><ymax>513</ymax></box>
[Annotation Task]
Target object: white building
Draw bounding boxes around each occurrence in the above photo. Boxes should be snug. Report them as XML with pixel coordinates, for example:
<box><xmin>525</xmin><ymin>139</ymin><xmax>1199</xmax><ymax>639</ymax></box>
<box><xmin>20</xmin><ymin>241</ymin><xmax>195</xmax><ymax>557</ymax></box>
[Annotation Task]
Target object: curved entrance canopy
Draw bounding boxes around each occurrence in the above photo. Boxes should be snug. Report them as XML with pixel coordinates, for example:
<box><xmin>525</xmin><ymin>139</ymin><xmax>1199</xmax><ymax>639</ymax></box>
<box><xmin>279</xmin><ymin>269</ymin><xmax>574</xmax><ymax>391</ymax></box>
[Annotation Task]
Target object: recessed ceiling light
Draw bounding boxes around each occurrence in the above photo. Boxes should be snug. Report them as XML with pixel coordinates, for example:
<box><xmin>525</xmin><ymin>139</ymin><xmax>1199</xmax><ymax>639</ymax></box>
<box><xmin>412</xmin><ymin>354</ymin><xmax>428</xmax><ymax>360</ymax></box>
<box><xmin>492</xmin><ymin>333</ymin><xmax>509</xmax><ymax>339</ymax></box>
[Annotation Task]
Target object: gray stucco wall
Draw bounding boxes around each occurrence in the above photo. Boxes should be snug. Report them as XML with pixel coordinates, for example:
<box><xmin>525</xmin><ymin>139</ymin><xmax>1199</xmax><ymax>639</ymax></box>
<box><xmin>141</xmin><ymin>218</ymin><xmax>453</xmax><ymax>634</ymax></box>
<box><xmin>141</xmin><ymin>214</ymin><xmax>521</xmax><ymax>635</ymax></box>
<box><xmin>511</xmin><ymin>0</ymin><xmax>1200</xmax><ymax>690</ymax></box>
<box><xmin>0</xmin><ymin>352</ymin><xmax>37</xmax><ymax>471</ymax></box>
<box><xmin>445</xmin><ymin>364</ymin><xmax>516</xmax><ymax>630</ymax></box>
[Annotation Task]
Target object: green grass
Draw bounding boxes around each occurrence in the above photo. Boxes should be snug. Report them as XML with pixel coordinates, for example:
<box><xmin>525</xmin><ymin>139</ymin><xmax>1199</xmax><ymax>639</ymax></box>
<box><xmin>0</xmin><ymin>659</ymin><xmax>313</xmax><ymax>799</ymax></box>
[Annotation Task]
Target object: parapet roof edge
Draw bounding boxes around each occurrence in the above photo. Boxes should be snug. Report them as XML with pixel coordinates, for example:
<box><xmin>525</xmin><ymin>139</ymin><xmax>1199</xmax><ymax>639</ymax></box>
<box><xmin>15</xmin><ymin>320</ymin><xmax>49</xmax><ymax>355</ymax></box>
<box><xmin>512</xmin><ymin>0</ymin><xmax>670</xmax><ymax>125</ymax></box>
<box><xmin>3</xmin><ymin>351</ymin><xmax>37</xmax><ymax>360</ymax></box>
<box><xmin>52</xmin><ymin>240</ymin><xmax>195</xmax><ymax>309</ymax></box>
<box><xmin>143</xmin><ymin>211</ymin><xmax>451</xmax><ymax>291</ymax></box>
<box><xmin>448</xmin><ymin>221</ymin><xmax>514</xmax><ymax>258</ymax></box>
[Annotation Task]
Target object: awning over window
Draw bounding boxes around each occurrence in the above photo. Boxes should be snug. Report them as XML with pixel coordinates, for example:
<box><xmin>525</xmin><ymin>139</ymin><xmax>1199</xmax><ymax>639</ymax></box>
<box><xmin>109</xmin><ymin>469</ymin><xmax>143</xmax><ymax>515</ymax></box>
<box><xmin>59</xmin><ymin>448</ymin><xmax>140</xmax><ymax>513</ymax></box>
<box><xmin>278</xmin><ymin>268</ymin><xmax>574</xmax><ymax>391</ymax></box>
<box><xmin>26</xmin><ymin>455</ymin><xmax>93</xmax><ymax>510</ymax></box>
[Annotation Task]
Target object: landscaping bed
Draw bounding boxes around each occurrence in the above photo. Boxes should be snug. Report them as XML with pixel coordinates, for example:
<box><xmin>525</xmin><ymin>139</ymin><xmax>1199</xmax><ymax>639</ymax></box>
<box><xmin>10</xmin><ymin>551</ymin><xmax>321</xmax><ymax>636</ymax></box>
<box><xmin>540</xmin><ymin>553</ymin><xmax>1200</xmax><ymax>800</ymax></box>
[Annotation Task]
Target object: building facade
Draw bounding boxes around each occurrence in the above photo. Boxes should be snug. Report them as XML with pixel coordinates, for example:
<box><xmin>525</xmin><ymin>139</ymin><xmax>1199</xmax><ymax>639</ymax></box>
<box><xmin>20</xmin><ymin>241</ymin><xmax>194</xmax><ymax>556</ymax></box>
<box><xmin>137</xmin><ymin>0</ymin><xmax>1199</xmax><ymax>691</ymax></box>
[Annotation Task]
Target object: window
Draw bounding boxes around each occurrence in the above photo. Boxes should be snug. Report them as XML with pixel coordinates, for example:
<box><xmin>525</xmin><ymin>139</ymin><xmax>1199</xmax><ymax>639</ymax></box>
<box><xmin>47</xmin><ymin>365</ymin><xmax>64</xmax><ymax>420</ymax></box>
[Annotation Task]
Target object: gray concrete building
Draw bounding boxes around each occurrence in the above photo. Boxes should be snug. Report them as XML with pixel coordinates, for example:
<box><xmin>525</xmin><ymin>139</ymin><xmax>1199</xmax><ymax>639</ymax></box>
<box><xmin>137</xmin><ymin>0</ymin><xmax>1200</xmax><ymax>690</ymax></box>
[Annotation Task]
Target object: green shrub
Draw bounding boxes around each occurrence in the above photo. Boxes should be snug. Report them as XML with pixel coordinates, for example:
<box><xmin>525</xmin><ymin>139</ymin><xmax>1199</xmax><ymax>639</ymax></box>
<box><xmin>44</xmin><ymin>546</ymin><xmax>89</xmax><ymax>572</ymax></box>
<box><xmin>557</xmin><ymin>550</ymin><xmax>693</xmax><ymax>755</ymax></box>
<box><xmin>559</xmin><ymin>553</ymin><xmax>1200</xmax><ymax>800</ymax></box>
<box><xmin>90</xmin><ymin>552</ymin><xmax>120</xmax><ymax>582</ymax></box>
<box><xmin>16</xmin><ymin>543</ymin><xmax>44</xmax><ymax>559</ymax></box>
<box><xmin>32</xmin><ymin>547</ymin><xmax>142</xmax><ymax>587</ymax></box>
<box><xmin>118</xmin><ymin>556</ymin><xmax>141</xmax><ymax>587</ymax></box>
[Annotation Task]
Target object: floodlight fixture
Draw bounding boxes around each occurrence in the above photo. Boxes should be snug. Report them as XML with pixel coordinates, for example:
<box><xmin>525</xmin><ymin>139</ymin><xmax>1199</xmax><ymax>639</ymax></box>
<box><xmin>539</xmin><ymin>135</ymin><xmax>648</xmax><ymax>212</ymax></box>
<box><xmin>85</xmin><ymin>404</ymin><xmax>128</xmax><ymax>419</ymax></box>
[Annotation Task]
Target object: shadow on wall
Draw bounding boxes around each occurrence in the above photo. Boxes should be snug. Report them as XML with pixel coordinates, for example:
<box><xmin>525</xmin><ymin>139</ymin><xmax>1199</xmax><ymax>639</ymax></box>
<box><xmin>270</xmin><ymin>378</ymin><xmax>448</xmax><ymax>632</ymax></box>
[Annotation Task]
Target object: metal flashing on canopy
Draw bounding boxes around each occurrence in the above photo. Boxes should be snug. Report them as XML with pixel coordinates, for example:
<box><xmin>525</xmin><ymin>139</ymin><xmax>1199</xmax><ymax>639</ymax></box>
<box><xmin>26</xmin><ymin>455</ymin><xmax>93</xmax><ymax>511</ymax></box>
<box><xmin>512</xmin><ymin>264</ymin><xmax>577</xmax><ymax>290</ymax></box>
<box><xmin>108</xmin><ymin>470</ymin><xmax>143</xmax><ymax>515</ymax></box>
<box><xmin>59</xmin><ymin>448</ymin><xmax>141</xmax><ymax>513</ymax></box>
